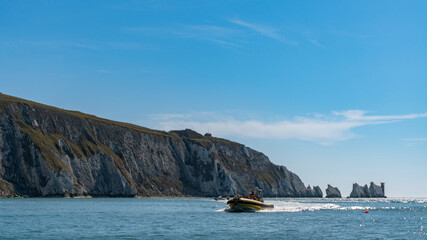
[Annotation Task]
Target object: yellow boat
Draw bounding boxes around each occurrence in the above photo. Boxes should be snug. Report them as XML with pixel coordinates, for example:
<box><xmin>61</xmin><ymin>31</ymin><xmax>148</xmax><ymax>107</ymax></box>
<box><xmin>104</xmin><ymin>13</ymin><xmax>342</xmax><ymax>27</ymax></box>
<box><xmin>226</xmin><ymin>196</ymin><xmax>274</xmax><ymax>212</ymax></box>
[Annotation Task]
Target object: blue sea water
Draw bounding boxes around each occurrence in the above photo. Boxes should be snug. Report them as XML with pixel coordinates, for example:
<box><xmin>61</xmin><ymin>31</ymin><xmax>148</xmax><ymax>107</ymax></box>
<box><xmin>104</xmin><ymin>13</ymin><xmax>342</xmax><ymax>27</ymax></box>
<box><xmin>0</xmin><ymin>197</ymin><xmax>425</xmax><ymax>239</ymax></box>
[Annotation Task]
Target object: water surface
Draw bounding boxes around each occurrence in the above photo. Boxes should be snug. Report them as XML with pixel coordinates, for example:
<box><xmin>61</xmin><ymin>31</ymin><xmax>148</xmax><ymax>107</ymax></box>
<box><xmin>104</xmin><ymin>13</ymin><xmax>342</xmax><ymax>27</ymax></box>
<box><xmin>0</xmin><ymin>197</ymin><xmax>425</xmax><ymax>239</ymax></box>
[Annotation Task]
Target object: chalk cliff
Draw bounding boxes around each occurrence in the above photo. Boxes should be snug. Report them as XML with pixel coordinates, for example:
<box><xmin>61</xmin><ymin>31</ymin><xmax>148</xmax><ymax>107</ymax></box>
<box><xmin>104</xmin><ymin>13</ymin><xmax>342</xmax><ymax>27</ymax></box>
<box><xmin>325</xmin><ymin>184</ymin><xmax>341</xmax><ymax>198</ymax></box>
<box><xmin>349</xmin><ymin>182</ymin><xmax>385</xmax><ymax>198</ymax></box>
<box><xmin>0</xmin><ymin>93</ymin><xmax>322</xmax><ymax>198</ymax></box>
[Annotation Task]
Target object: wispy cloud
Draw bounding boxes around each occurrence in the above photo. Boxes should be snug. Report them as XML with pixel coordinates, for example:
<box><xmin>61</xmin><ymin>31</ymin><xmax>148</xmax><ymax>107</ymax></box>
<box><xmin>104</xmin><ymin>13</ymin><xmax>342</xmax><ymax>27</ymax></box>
<box><xmin>334</xmin><ymin>110</ymin><xmax>427</xmax><ymax>121</ymax></box>
<box><xmin>185</xmin><ymin>25</ymin><xmax>238</xmax><ymax>38</ymax></box>
<box><xmin>309</xmin><ymin>39</ymin><xmax>325</xmax><ymax>48</ymax></box>
<box><xmin>151</xmin><ymin>110</ymin><xmax>427</xmax><ymax>144</ymax></box>
<box><xmin>403</xmin><ymin>138</ymin><xmax>427</xmax><ymax>142</ymax></box>
<box><xmin>126</xmin><ymin>20</ymin><xmax>299</xmax><ymax>47</ymax></box>
<box><xmin>125</xmin><ymin>25</ymin><xmax>242</xmax><ymax>48</ymax></box>
<box><xmin>230</xmin><ymin>19</ymin><xmax>281</xmax><ymax>39</ymax></box>
<box><xmin>230</xmin><ymin>19</ymin><xmax>297</xmax><ymax>45</ymax></box>
<box><xmin>403</xmin><ymin>137</ymin><xmax>427</xmax><ymax>146</ymax></box>
<box><xmin>176</xmin><ymin>25</ymin><xmax>243</xmax><ymax>47</ymax></box>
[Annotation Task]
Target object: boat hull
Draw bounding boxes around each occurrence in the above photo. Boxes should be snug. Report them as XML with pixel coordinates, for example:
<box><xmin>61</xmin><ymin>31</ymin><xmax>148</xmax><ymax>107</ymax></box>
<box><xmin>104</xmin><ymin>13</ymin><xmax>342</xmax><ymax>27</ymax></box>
<box><xmin>226</xmin><ymin>198</ymin><xmax>274</xmax><ymax>212</ymax></box>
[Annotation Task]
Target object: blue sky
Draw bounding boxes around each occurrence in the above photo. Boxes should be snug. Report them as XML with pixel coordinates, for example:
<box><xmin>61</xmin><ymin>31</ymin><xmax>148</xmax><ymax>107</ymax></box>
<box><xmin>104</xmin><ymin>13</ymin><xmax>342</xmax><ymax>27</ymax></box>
<box><xmin>1</xmin><ymin>1</ymin><xmax>426</xmax><ymax>197</ymax></box>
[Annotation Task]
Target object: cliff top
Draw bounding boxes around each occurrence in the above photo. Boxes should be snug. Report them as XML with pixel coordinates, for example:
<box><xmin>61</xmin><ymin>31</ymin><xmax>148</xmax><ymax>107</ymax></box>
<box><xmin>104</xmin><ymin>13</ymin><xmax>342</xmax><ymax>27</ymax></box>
<box><xmin>0</xmin><ymin>93</ymin><xmax>170</xmax><ymax>136</ymax></box>
<box><xmin>0</xmin><ymin>93</ymin><xmax>239</xmax><ymax>147</ymax></box>
<box><xmin>171</xmin><ymin>129</ymin><xmax>238</xmax><ymax>147</ymax></box>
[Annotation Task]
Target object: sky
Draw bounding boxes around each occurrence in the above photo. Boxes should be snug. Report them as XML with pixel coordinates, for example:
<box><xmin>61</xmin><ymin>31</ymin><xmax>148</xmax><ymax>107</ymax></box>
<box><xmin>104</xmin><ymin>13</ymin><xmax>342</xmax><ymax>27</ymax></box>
<box><xmin>1</xmin><ymin>1</ymin><xmax>426</xmax><ymax>197</ymax></box>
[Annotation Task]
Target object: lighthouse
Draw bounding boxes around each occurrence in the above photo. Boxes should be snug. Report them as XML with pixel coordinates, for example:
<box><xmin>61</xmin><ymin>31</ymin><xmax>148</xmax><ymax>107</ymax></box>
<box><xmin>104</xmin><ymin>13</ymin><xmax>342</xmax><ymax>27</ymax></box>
<box><xmin>380</xmin><ymin>182</ymin><xmax>385</xmax><ymax>194</ymax></box>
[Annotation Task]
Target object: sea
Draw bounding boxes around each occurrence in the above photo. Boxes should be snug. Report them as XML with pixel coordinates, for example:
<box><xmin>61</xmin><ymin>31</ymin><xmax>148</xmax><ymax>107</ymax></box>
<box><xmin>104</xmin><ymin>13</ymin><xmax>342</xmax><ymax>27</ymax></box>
<box><xmin>0</xmin><ymin>197</ymin><xmax>425</xmax><ymax>239</ymax></box>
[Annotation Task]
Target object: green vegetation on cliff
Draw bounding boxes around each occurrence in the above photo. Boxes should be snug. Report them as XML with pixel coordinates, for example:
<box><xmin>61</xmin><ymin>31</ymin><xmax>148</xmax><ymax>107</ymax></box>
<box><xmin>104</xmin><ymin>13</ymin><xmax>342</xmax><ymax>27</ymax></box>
<box><xmin>0</xmin><ymin>93</ymin><xmax>321</xmax><ymax>198</ymax></box>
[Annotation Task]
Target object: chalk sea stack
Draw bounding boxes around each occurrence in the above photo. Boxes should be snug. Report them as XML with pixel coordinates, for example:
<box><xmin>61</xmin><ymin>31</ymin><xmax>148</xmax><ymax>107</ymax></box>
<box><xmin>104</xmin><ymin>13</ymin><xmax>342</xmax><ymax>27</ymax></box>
<box><xmin>325</xmin><ymin>184</ymin><xmax>341</xmax><ymax>198</ymax></box>
<box><xmin>305</xmin><ymin>185</ymin><xmax>323</xmax><ymax>197</ymax></box>
<box><xmin>0</xmin><ymin>93</ymin><xmax>322</xmax><ymax>198</ymax></box>
<box><xmin>349</xmin><ymin>182</ymin><xmax>386</xmax><ymax>198</ymax></box>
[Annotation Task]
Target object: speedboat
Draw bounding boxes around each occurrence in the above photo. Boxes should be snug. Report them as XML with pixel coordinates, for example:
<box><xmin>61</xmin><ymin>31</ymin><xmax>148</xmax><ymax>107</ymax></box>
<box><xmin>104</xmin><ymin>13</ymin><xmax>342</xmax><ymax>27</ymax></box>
<box><xmin>226</xmin><ymin>197</ymin><xmax>274</xmax><ymax>212</ymax></box>
<box><xmin>226</xmin><ymin>189</ymin><xmax>274</xmax><ymax>212</ymax></box>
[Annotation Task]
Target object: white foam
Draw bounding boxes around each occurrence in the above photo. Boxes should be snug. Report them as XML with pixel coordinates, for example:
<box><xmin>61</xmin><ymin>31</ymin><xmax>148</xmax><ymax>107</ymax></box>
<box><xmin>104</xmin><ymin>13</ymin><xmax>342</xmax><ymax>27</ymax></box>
<box><xmin>215</xmin><ymin>197</ymin><xmax>427</xmax><ymax>213</ymax></box>
<box><xmin>262</xmin><ymin>201</ymin><xmax>341</xmax><ymax>212</ymax></box>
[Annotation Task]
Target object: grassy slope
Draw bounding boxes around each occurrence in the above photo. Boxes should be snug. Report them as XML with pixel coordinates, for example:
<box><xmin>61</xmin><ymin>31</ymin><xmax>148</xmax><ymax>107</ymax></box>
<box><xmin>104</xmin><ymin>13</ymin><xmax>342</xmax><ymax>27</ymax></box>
<box><xmin>0</xmin><ymin>93</ymin><xmax>241</xmax><ymax>143</ymax></box>
<box><xmin>0</xmin><ymin>93</ymin><xmax>173</xmax><ymax>137</ymax></box>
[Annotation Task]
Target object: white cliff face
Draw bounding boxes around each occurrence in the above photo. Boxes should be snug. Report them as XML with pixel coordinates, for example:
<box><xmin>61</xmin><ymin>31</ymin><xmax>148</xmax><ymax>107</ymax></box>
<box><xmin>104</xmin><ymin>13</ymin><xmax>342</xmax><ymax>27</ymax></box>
<box><xmin>0</xmin><ymin>94</ymin><xmax>322</xmax><ymax>198</ymax></box>
<box><xmin>325</xmin><ymin>184</ymin><xmax>341</xmax><ymax>198</ymax></box>
<box><xmin>349</xmin><ymin>182</ymin><xmax>385</xmax><ymax>198</ymax></box>
<box><xmin>176</xmin><ymin>134</ymin><xmax>322</xmax><ymax>197</ymax></box>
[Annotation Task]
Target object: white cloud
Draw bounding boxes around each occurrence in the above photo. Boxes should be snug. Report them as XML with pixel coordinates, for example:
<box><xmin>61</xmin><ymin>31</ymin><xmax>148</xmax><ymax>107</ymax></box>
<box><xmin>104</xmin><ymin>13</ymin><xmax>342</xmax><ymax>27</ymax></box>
<box><xmin>402</xmin><ymin>137</ymin><xmax>427</xmax><ymax>146</ymax></box>
<box><xmin>230</xmin><ymin>19</ymin><xmax>297</xmax><ymax>45</ymax></box>
<box><xmin>126</xmin><ymin>20</ymin><xmax>298</xmax><ymax>47</ymax></box>
<box><xmin>125</xmin><ymin>24</ymin><xmax>242</xmax><ymax>48</ymax></box>
<box><xmin>151</xmin><ymin>110</ymin><xmax>427</xmax><ymax>144</ymax></box>
<box><xmin>403</xmin><ymin>138</ymin><xmax>427</xmax><ymax>142</ymax></box>
<box><xmin>309</xmin><ymin>39</ymin><xmax>325</xmax><ymax>48</ymax></box>
<box><xmin>334</xmin><ymin>110</ymin><xmax>427</xmax><ymax>121</ymax></box>
<box><xmin>230</xmin><ymin>19</ymin><xmax>280</xmax><ymax>39</ymax></box>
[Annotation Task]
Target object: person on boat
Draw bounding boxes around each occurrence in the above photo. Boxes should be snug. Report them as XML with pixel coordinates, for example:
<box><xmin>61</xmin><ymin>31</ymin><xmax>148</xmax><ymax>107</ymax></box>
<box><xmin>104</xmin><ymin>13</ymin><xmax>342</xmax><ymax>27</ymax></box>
<box><xmin>249</xmin><ymin>190</ymin><xmax>257</xmax><ymax>200</ymax></box>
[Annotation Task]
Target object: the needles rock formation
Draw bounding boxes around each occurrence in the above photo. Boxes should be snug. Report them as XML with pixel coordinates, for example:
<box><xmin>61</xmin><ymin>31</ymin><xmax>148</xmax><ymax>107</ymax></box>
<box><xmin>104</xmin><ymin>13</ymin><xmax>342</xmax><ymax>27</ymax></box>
<box><xmin>325</xmin><ymin>184</ymin><xmax>341</xmax><ymax>198</ymax></box>
<box><xmin>349</xmin><ymin>182</ymin><xmax>386</xmax><ymax>198</ymax></box>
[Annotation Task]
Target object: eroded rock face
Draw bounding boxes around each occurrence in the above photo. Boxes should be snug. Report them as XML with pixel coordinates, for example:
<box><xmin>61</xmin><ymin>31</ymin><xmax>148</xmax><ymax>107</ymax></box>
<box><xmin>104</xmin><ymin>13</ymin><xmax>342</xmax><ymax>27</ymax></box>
<box><xmin>368</xmin><ymin>182</ymin><xmax>385</xmax><ymax>198</ymax></box>
<box><xmin>0</xmin><ymin>93</ymin><xmax>322</xmax><ymax>198</ymax></box>
<box><xmin>0</xmin><ymin>178</ymin><xmax>19</xmax><ymax>197</ymax></box>
<box><xmin>325</xmin><ymin>184</ymin><xmax>341</xmax><ymax>198</ymax></box>
<box><xmin>303</xmin><ymin>185</ymin><xmax>323</xmax><ymax>197</ymax></box>
<box><xmin>349</xmin><ymin>182</ymin><xmax>385</xmax><ymax>198</ymax></box>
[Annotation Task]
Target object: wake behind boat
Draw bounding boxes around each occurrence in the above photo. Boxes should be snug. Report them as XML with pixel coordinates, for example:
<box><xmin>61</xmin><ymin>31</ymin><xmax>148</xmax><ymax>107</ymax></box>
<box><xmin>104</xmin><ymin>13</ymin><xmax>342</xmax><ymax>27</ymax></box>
<box><xmin>226</xmin><ymin>189</ymin><xmax>274</xmax><ymax>212</ymax></box>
